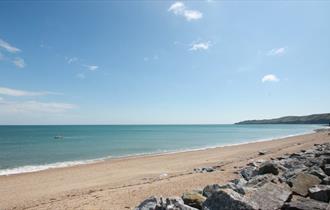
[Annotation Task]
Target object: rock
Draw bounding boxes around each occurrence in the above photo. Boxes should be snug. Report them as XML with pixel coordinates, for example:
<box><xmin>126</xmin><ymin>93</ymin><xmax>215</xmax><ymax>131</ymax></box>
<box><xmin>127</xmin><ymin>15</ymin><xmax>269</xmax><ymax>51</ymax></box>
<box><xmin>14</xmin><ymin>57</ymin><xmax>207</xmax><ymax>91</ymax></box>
<box><xmin>135</xmin><ymin>196</ymin><xmax>159</xmax><ymax>210</ymax></box>
<box><xmin>162</xmin><ymin>197</ymin><xmax>198</xmax><ymax>210</ymax></box>
<box><xmin>203</xmin><ymin>184</ymin><xmax>221</xmax><ymax>198</ymax></box>
<box><xmin>203</xmin><ymin>167</ymin><xmax>215</xmax><ymax>173</ymax></box>
<box><xmin>291</xmin><ymin>173</ymin><xmax>321</xmax><ymax>196</ymax></box>
<box><xmin>194</xmin><ymin>167</ymin><xmax>215</xmax><ymax>173</ymax></box>
<box><xmin>282</xmin><ymin>196</ymin><xmax>329</xmax><ymax>210</ymax></box>
<box><xmin>322</xmin><ymin>176</ymin><xmax>330</xmax><ymax>185</ymax></box>
<box><xmin>308</xmin><ymin>185</ymin><xmax>330</xmax><ymax>202</ymax></box>
<box><xmin>135</xmin><ymin>196</ymin><xmax>198</xmax><ymax>210</ymax></box>
<box><xmin>182</xmin><ymin>191</ymin><xmax>206</xmax><ymax>209</ymax></box>
<box><xmin>245</xmin><ymin>174</ymin><xmax>279</xmax><ymax>188</ymax></box>
<box><xmin>240</xmin><ymin>166</ymin><xmax>257</xmax><ymax>180</ymax></box>
<box><xmin>324</xmin><ymin>164</ymin><xmax>330</xmax><ymax>176</ymax></box>
<box><xmin>258</xmin><ymin>161</ymin><xmax>279</xmax><ymax>175</ymax></box>
<box><xmin>202</xmin><ymin>188</ymin><xmax>258</xmax><ymax>210</ymax></box>
<box><xmin>244</xmin><ymin>182</ymin><xmax>292</xmax><ymax>210</ymax></box>
<box><xmin>258</xmin><ymin>150</ymin><xmax>267</xmax><ymax>155</ymax></box>
<box><xmin>308</xmin><ymin>166</ymin><xmax>327</xmax><ymax>180</ymax></box>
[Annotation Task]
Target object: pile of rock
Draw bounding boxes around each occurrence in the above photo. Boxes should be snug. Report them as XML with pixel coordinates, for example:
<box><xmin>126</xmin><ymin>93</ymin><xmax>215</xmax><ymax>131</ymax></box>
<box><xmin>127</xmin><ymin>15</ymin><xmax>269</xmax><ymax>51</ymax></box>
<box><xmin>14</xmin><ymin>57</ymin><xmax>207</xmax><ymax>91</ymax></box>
<box><xmin>135</xmin><ymin>143</ymin><xmax>330</xmax><ymax>210</ymax></box>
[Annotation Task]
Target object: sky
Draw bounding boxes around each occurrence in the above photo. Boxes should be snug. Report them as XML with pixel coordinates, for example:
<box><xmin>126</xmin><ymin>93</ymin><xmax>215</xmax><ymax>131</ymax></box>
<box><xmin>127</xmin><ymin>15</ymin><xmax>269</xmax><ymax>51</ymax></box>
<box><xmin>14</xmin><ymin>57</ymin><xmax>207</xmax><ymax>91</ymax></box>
<box><xmin>0</xmin><ymin>1</ymin><xmax>329</xmax><ymax>125</ymax></box>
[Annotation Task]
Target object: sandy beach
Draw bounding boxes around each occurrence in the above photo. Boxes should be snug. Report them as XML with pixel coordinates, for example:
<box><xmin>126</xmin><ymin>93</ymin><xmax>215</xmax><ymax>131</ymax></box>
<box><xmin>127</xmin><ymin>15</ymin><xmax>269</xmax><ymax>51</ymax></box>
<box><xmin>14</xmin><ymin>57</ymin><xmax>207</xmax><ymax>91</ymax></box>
<box><xmin>0</xmin><ymin>131</ymin><xmax>329</xmax><ymax>210</ymax></box>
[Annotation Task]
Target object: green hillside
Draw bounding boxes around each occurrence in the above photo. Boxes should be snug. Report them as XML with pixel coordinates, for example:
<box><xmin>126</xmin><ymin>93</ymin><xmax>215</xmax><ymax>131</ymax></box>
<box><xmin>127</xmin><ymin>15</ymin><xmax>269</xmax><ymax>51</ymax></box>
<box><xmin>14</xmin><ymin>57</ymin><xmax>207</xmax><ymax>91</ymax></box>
<box><xmin>236</xmin><ymin>113</ymin><xmax>330</xmax><ymax>125</ymax></box>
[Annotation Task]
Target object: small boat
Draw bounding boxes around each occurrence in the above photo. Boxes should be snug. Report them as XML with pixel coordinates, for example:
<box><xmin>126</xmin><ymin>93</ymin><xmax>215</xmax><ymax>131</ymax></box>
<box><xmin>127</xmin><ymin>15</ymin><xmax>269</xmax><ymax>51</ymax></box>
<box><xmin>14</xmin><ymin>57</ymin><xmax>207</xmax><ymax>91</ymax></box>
<box><xmin>54</xmin><ymin>135</ymin><xmax>64</xmax><ymax>139</ymax></box>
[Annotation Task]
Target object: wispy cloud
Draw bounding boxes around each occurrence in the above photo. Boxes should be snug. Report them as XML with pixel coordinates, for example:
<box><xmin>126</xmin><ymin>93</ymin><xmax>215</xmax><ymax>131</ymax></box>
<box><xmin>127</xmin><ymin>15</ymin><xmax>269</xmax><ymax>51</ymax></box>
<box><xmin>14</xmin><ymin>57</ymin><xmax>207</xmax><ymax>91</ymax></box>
<box><xmin>0</xmin><ymin>38</ymin><xmax>21</xmax><ymax>53</ymax></box>
<box><xmin>0</xmin><ymin>86</ymin><xmax>61</xmax><ymax>97</ymax></box>
<box><xmin>0</xmin><ymin>37</ymin><xmax>26</xmax><ymax>68</ymax></box>
<box><xmin>168</xmin><ymin>2</ymin><xmax>203</xmax><ymax>21</ymax></box>
<box><xmin>84</xmin><ymin>65</ymin><xmax>99</xmax><ymax>71</ymax></box>
<box><xmin>144</xmin><ymin>55</ymin><xmax>159</xmax><ymax>62</ymax></box>
<box><xmin>76</xmin><ymin>73</ymin><xmax>86</xmax><ymax>79</ymax></box>
<box><xmin>66</xmin><ymin>57</ymin><xmax>78</xmax><ymax>64</ymax></box>
<box><xmin>262</xmin><ymin>74</ymin><xmax>279</xmax><ymax>83</ymax></box>
<box><xmin>12</xmin><ymin>57</ymin><xmax>26</xmax><ymax>68</ymax></box>
<box><xmin>267</xmin><ymin>47</ymin><xmax>286</xmax><ymax>56</ymax></box>
<box><xmin>0</xmin><ymin>100</ymin><xmax>76</xmax><ymax>114</ymax></box>
<box><xmin>190</xmin><ymin>41</ymin><xmax>211</xmax><ymax>51</ymax></box>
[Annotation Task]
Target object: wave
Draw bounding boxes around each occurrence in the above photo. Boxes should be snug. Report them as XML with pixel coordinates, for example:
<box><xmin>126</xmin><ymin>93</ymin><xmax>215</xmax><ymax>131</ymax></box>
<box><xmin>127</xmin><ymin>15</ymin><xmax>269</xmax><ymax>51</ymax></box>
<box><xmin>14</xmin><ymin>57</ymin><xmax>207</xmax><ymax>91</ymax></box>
<box><xmin>0</xmin><ymin>156</ymin><xmax>111</xmax><ymax>176</ymax></box>
<box><xmin>0</xmin><ymin>126</ymin><xmax>323</xmax><ymax>176</ymax></box>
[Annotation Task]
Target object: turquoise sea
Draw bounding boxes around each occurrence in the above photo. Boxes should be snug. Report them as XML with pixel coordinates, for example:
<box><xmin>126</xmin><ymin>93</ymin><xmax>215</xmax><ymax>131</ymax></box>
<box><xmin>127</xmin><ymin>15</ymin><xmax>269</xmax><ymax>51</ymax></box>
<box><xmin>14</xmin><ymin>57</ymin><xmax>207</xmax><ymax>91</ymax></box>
<box><xmin>0</xmin><ymin>124</ymin><xmax>323</xmax><ymax>175</ymax></box>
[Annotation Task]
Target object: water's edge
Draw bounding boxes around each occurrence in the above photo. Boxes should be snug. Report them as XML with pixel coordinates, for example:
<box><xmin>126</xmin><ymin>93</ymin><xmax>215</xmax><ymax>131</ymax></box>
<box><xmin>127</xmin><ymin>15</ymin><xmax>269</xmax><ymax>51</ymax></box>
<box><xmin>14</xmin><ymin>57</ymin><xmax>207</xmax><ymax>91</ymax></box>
<box><xmin>0</xmin><ymin>129</ymin><xmax>319</xmax><ymax>176</ymax></box>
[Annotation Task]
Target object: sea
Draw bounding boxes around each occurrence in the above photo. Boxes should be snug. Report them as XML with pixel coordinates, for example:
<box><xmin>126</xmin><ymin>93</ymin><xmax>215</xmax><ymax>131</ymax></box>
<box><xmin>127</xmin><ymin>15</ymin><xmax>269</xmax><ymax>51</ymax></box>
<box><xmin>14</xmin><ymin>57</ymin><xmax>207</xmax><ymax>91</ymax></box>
<box><xmin>0</xmin><ymin>124</ymin><xmax>323</xmax><ymax>176</ymax></box>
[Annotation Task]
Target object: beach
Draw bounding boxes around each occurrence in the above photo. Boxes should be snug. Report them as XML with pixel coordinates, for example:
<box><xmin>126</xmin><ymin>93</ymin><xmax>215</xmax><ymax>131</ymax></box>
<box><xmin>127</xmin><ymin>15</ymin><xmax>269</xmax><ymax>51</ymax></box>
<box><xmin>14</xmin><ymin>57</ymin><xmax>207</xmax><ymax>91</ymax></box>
<box><xmin>1</xmin><ymin>130</ymin><xmax>329</xmax><ymax>210</ymax></box>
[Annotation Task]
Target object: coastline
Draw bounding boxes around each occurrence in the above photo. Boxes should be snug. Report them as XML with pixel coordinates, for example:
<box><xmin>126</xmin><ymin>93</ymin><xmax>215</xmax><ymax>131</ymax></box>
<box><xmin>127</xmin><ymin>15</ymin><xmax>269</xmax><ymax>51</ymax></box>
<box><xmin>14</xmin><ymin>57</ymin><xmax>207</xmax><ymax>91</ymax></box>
<box><xmin>0</xmin><ymin>126</ymin><xmax>322</xmax><ymax>176</ymax></box>
<box><xmin>1</xmin><ymin>130</ymin><xmax>329</xmax><ymax>210</ymax></box>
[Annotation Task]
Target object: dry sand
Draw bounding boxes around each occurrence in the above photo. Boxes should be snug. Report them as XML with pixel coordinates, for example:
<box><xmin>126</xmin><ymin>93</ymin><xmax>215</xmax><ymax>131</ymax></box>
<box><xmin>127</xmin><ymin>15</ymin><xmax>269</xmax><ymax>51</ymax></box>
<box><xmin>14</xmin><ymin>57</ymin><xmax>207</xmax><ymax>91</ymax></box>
<box><xmin>1</xmin><ymin>131</ymin><xmax>329</xmax><ymax>210</ymax></box>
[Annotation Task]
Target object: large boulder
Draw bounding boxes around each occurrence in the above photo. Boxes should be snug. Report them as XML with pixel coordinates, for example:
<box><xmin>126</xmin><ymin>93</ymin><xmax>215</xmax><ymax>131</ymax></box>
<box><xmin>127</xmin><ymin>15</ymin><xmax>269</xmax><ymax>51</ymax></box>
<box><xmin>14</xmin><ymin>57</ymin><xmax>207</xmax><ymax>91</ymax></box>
<box><xmin>244</xmin><ymin>182</ymin><xmax>291</xmax><ymax>210</ymax></box>
<box><xmin>257</xmin><ymin>161</ymin><xmax>279</xmax><ymax>176</ymax></box>
<box><xmin>135</xmin><ymin>196</ymin><xmax>198</xmax><ymax>210</ymax></box>
<box><xmin>135</xmin><ymin>196</ymin><xmax>159</xmax><ymax>210</ymax></box>
<box><xmin>202</xmin><ymin>188</ymin><xmax>258</xmax><ymax>210</ymax></box>
<box><xmin>240</xmin><ymin>166</ymin><xmax>257</xmax><ymax>181</ymax></box>
<box><xmin>323</xmin><ymin>164</ymin><xmax>330</xmax><ymax>176</ymax></box>
<box><xmin>308</xmin><ymin>166</ymin><xmax>327</xmax><ymax>180</ymax></box>
<box><xmin>245</xmin><ymin>174</ymin><xmax>279</xmax><ymax>188</ymax></box>
<box><xmin>282</xmin><ymin>196</ymin><xmax>329</xmax><ymax>210</ymax></box>
<box><xmin>203</xmin><ymin>184</ymin><xmax>221</xmax><ymax>198</ymax></box>
<box><xmin>162</xmin><ymin>197</ymin><xmax>198</xmax><ymax>210</ymax></box>
<box><xmin>291</xmin><ymin>173</ymin><xmax>321</xmax><ymax>196</ymax></box>
<box><xmin>308</xmin><ymin>185</ymin><xmax>330</xmax><ymax>202</ymax></box>
<box><xmin>182</xmin><ymin>191</ymin><xmax>206</xmax><ymax>209</ymax></box>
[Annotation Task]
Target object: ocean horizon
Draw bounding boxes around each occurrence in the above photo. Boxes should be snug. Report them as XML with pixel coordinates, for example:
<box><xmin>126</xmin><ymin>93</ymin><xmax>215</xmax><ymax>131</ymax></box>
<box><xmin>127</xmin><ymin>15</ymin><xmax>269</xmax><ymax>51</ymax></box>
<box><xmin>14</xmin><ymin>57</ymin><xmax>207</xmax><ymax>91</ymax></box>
<box><xmin>0</xmin><ymin>124</ymin><xmax>323</xmax><ymax>176</ymax></box>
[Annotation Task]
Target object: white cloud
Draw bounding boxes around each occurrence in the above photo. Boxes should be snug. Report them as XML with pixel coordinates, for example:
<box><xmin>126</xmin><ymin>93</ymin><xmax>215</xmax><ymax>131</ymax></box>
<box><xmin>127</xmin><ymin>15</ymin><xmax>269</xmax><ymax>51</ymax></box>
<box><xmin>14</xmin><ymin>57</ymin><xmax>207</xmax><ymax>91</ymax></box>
<box><xmin>12</xmin><ymin>57</ymin><xmax>25</xmax><ymax>68</ymax></box>
<box><xmin>0</xmin><ymin>38</ymin><xmax>21</xmax><ymax>53</ymax></box>
<box><xmin>0</xmin><ymin>86</ymin><xmax>60</xmax><ymax>97</ymax></box>
<box><xmin>262</xmin><ymin>74</ymin><xmax>279</xmax><ymax>83</ymax></box>
<box><xmin>76</xmin><ymin>73</ymin><xmax>86</xmax><ymax>79</ymax></box>
<box><xmin>67</xmin><ymin>57</ymin><xmax>78</xmax><ymax>64</ymax></box>
<box><xmin>183</xmin><ymin>10</ymin><xmax>203</xmax><ymax>21</ymax></box>
<box><xmin>84</xmin><ymin>65</ymin><xmax>99</xmax><ymax>71</ymax></box>
<box><xmin>0</xmin><ymin>100</ymin><xmax>76</xmax><ymax>114</ymax></box>
<box><xmin>267</xmin><ymin>47</ymin><xmax>286</xmax><ymax>56</ymax></box>
<box><xmin>168</xmin><ymin>2</ymin><xmax>203</xmax><ymax>21</ymax></box>
<box><xmin>190</xmin><ymin>41</ymin><xmax>211</xmax><ymax>51</ymax></box>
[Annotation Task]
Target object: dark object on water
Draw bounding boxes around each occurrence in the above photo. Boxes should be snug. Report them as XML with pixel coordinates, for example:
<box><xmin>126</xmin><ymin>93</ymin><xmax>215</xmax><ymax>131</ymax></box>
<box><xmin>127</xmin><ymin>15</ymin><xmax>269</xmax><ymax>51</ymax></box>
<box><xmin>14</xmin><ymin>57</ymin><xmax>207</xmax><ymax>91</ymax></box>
<box><xmin>54</xmin><ymin>135</ymin><xmax>64</xmax><ymax>139</ymax></box>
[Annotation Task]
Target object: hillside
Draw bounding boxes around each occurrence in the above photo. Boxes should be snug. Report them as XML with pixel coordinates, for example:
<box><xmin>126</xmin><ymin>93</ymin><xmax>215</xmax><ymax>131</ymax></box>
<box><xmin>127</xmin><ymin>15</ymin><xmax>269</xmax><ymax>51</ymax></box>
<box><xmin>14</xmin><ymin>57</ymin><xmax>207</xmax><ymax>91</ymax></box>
<box><xmin>236</xmin><ymin>113</ymin><xmax>330</xmax><ymax>124</ymax></box>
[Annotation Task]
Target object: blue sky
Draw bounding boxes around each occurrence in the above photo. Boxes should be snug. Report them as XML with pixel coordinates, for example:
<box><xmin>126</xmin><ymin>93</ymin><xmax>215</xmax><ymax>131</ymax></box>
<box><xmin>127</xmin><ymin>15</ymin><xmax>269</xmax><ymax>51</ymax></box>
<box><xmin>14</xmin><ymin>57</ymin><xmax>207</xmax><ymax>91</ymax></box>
<box><xmin>0</xmin><ymin>1</ymin><xmax>329</xmax><ymax>125</ymax></box>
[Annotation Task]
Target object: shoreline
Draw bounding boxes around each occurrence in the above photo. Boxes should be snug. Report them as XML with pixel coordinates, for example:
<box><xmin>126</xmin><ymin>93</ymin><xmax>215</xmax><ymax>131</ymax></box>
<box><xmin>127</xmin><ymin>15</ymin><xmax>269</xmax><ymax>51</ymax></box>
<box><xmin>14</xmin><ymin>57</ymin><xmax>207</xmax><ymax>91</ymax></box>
<box><xmin>1</xmin><ymin>130</ymin><xmax>330</xmax><ymax>209</ymax></box>
<box><xmin>0</xmin><ymin>127</ymin><xmax>321</xmax><ymax>176</ymax></box>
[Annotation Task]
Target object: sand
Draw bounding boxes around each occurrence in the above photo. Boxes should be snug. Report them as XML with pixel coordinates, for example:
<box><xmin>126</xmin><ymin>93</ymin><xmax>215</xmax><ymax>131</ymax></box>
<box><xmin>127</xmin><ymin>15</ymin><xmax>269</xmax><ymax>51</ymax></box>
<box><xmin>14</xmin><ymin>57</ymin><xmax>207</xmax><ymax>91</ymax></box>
<box><xmin>1</xmin><ymin>131</ymin><xmax>329</xmax><ymax>210</ymax></box>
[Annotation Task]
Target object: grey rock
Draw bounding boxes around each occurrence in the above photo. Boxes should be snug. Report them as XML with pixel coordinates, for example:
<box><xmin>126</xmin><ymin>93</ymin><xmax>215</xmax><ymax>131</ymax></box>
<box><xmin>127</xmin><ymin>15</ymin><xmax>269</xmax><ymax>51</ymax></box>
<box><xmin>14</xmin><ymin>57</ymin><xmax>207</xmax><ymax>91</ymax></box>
<box><xmin>135</xmin><ymin>196</ymin><xmax>198</xmax><ymax>210</ymax></box>
<box><xmin>324</xmin><ymin>164</ymin><xmax>330</xmax><ymax>176</ymax></box>
<box><xmin>202</xmin><ymin>184</ymin><xmax>221</xmax><ymax>198</ymax></box>
<box><xmin>322</xmin><ymin>176</ymin><xmax>330</xmax><ymax>185</ymax></box>
<box><xmin>240</xmin><ymin>166</ymin><xmax>257</xmax><ymax>180</ymax></box>
<box><xmin>282</xmin><ymin>196</ymin><xmax>329</xmax><ymax>210</ymax></box>
<box><xmin>160</xmin><ymin>197</ymin><xmax>198</xmax><ymax>210</ymax></box>
<box><xmin>135</xmin><ymin>196</ymin><xmax>159</xmax><ymax>210</ymax></box>
<box><xmin>245</xmin><ymin>174</ymin><xmax>279</xmax><ymax>188</ymax></box>
<box><xmin>244</xmin><ymin>182</ymin><xmax>292</xmax><ymax>210</ymax></box>
<box><xmin>194</xmin><ymin>167</ymin><xmax>215</xmax><ymax>173</ymax></box>
<box><xmin>182</xmin><ymin>191</ymin><xmax>206</xmax><ymax>209</ymax></box>
<box><xmin>258</xmin><ymin>161</ymin><xmax>279</xmax><ymax>175</ymax></box>
<box><xmin>258</xmin><ymin>150</ymin><xmax>267</xmax><ymax>155</ymax></box>
<box><xmin>291</xmin><ymin>173</ymin><xmax>321</xmax><ymax>196</ymax></box>
<box><xmin>202</xmin><ymin>188</ymin><xmax>258</xmax><ymax>210</ymax></box>
<box><xmin>308</xmin><ymin>185</ymin><xmax>330</xmax><ymax>202</ymax></box>
<box><xmin>308</xmin><ymin>166</ymin><xmax>327</xmax><ymax>180</ymax></box>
